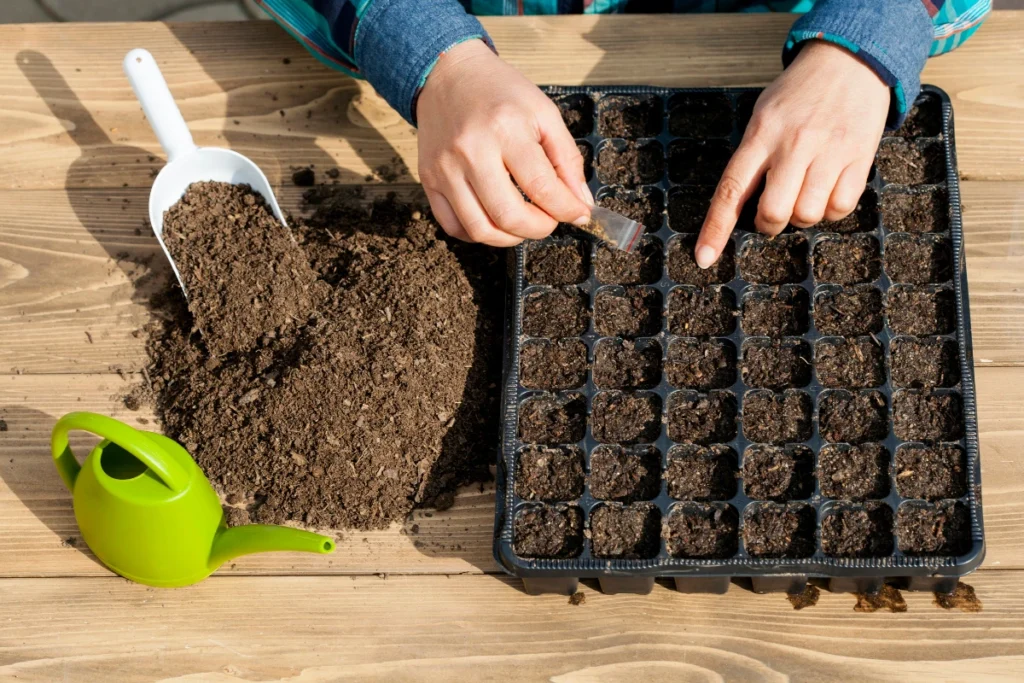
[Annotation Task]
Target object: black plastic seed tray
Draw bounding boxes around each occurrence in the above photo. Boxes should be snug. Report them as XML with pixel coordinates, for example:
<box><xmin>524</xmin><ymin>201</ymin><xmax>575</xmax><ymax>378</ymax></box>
<box><xmin>493</xmin><ymin>85</ymin><xmax>984</xmax><ymax>597</ymax></box>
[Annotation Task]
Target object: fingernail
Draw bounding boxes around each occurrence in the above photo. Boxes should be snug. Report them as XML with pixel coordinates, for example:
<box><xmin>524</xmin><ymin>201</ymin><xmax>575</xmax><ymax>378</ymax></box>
<box><xmin>695</xmin><ymin>245</ymin><xmax>717</xmax><ymax>270</ymax></box>
<box><xmin>572</xmin><ymin>214</ymin><xmax>591</xmax><ymax>227</ymax></box>
<box><xmin>581</xmin><ymin>181</ymin><xmax>595</xmax><ymax>206</ymax></box>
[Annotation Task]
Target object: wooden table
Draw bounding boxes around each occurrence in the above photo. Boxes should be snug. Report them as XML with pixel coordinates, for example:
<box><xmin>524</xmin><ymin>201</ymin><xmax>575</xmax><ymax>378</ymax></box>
<box><xmin>1</xmin><ymin>13</ymin><xmax>1023</xmax><ymax>680</ymax></box>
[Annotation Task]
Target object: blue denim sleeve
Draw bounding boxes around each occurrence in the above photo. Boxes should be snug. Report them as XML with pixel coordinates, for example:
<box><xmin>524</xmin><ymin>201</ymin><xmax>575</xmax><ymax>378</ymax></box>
<box><xmin>782</xmin><ymin>0</ymin><xmax>934</xmax><ymax>129</ymax></box>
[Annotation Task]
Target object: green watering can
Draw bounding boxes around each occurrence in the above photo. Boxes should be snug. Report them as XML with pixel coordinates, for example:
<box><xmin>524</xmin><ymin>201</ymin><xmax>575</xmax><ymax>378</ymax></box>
<box><xmin>51</xmin><ymin>412</ymin><xmax>335</xmax><ymax>587</ymax></box>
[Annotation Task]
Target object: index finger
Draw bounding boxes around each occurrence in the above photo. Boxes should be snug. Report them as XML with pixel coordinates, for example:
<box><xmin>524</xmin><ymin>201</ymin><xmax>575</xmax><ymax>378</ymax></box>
<box><xmin>696</xmin><ymin>142</ymin><xmax>769</xmax><ymax>269</ymax></box>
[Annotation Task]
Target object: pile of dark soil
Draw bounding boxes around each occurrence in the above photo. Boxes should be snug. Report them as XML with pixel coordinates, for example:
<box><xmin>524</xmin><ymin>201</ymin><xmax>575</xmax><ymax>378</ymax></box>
<box><xmin>738</xmin><ymin>234</ymin><xmax>809</xmax><ymax>284</ymax></box>
<box><xmin>891</xmin><ymin>337</ymin><xmax>959</xmax><ymax>388</ymax></box>
<box><xmin>813</xmin><ymin>235</ymin><xmax>881</xmax><ymax>285</ymax></box>
<box><xmin>821</xmin><ymin>502</ymin><xmax>894</xmax><ymax>558</ymax></box>
<box><xmin>591</xmin><ymin>391</ymin><xmax>660</xmax><ymax>444</ymax></box>
<box><xmin>516</xmin><ymin>446</ymin><xmax>585</xmax><ymax>501</ymax></box>
<box><xmin>668</xmin><ymin>187</ymin><xmax>713</xmax><ymax>233</ymax></box>
<box><xmin>666</xmin><ymin>287</ymin><xmax>737</xmax><ymax>337</ymax></box>
<box><xmin>668</xmin><ymin>235</ymin><xmax>735</xmax><ymax>286</ymax></box>
<box><xmin>593</xmin><ymin>339</ymin><xmax>661</xmax><ymax>389</ymax></box>
<box><xmin>814</xmin><ymin>337</ymin><xmax>885</xmax><ymax>389</ymax></box>
<box><xmin>741</xmin><ymin>286</ymin><xmax>809</xmax><ymax>337</ymax></box>
<box><xmin>522</xmin><ymin>287</ymin><xmax>589</xmax><ymax>337</ymax></box>
<box><xmin>665</xmin><ymin>338</ymin><xmax>736</xmax><ymax>390</ymax></box>
<box><xmin>594</xmin><ymin>237</ymin><xmax>663</xmax><ymax>285</ymax></box>
<box><xmin>668</xmin><ymin>140</ymin><xmax>734</xmax><ymax>185</ymax></box>
<box><xmin>743</xmin><ymin>502</ymin><xmax>816</xmax><ymax>558</ymax></box>
<box><xmin>590</xmin><ymin>503</ymin><xmax>661</xmax><ymax>559</ymax></box>
<box><xmin>741</xmin><ymin>338</ymin><xmax>812</xmax><ymax>390</ymax></box>
<box><xmin>519</xmin><ymin>393</ymin><xmax>587</xmax><ymax>444</ymax></box>
<box><xmin>818</xmin><ymin>443</ymin><xmax>890</xmax><ymax>500</ymax></box>
<box><xmin>882</xmin><ymin>188</ymin><xmax>948</xmax><ymax>233</ymax></box>
<box><xmin>597</xmin><ymin>141</ymin><xmax>664</xmax><ymax>186</ymax></box>
<box><xmin>525</xmin><ymin>241</ymin><xmax>587</xmax><ymax>285</ymax></box>
<box><xmin>877</xmin><ymin>139</ymin><xmax>945</xmax><ymax>185</ymax></box>
<box><xmin>597</xmin><ymin>95</ymin><xmax>662</xmax><ymax>138</ymax></box>
<box><xmin>665</xmin><ymin>444</ymin><xmax>738</xmax><ymax>501</ymax></box>
<box><xmin>553</xmin><ymin>93</ymin><xmax>594</xmax><ymax>138</ymax></box>
<box><xmin>818</xmin><ymin>390</ymin><xmax>889</xmax><ymax>444</ymax></box>
<box><xmin>138</xmin><ymin>183</ymin><xmax>505</xmax><ymax>530</ymax></box>
<box><xmin>594</xmin><ymin>287</ymin><xmax>661</xmax><ymax>337</ymax></box>
<box><xmin>741</xmin><ymin>390</ymin><xmax>812</xmax><ymax>445</ymax></box>
<box><xmin>514</xmin><ymin>505</ymin><xmax>583</xmax><ymax>558</ymax></box>
<box><xmin>597</xmin><ymin>187</ymin><xmax>664</xmax><ymax>231</ymax></box>
<box><xmin>816</xmin><ymin>188</ymin><xmax>877</xmax><ymax>233</ymax></box>
<box><xmin>896</xmin><ymin>501</ymin><xmax>970</xmax><ymax>555</ymax></box>
<box><xmin>813</xmin><ymin>286</ymin><xmax>883</xmax><ymax>336</ymax></box>
<box><xmin>519</xmin><ymin>339</ymin><xmax>588</xmax><ymax>390</ymax></box>
<box><xmin>892</xmin><ymin>390</ymin><xmax>964</xmax><ymax>441</ymax></box>
<box><xmin>742</xmin><ymin>444</ymin><xmax>814</xmax><ymax>501</ymax></box>
<box><xmin>895</xmin><ymin>444</ymin><xmax>967</xmax><ymax>500</ymax></box>
<box><xmin>884</xmin><ymin>234</ymin><xmax>952</xmax><ymax>285</ymax></box>
<box><xmin>663</xmin><ymin>503</ymin><xmax>738</xmax><ymax>558</ymax></box>
<box><xmin>886</xmin><ymin>286</ymin><xmax>956</xmax><ymax>336</ymax></box>
<box><xmin>589</xmin><ymin>445</ymin><xmax>661</xmax><ymax>502</ymax></box>
<box><xmin>667</xmin><ymin>391</ymin><xmax>737</xmax><ymax>444</ymax></box>
<box><xmin>668</xmin><ymin>93</ymin><xmax>733</xmax><ymax>138</ymax></box>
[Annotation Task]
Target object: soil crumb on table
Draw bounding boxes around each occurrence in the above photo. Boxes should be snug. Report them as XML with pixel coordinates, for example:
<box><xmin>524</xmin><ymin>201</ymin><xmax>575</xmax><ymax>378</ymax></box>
<box><xmin>854</xmin><ymin>584</ymin><xmax>908</xmax><ymax>613</ymax></box>
<box><xmin>934</xmin><ymin>581</ymin><xmax>982</xmax><ymax>612</ymax></box>
<box><xmin>568</xmin><ymin>591</ymin><xmax>587</xmax><ymax>606</ymax></box>
<box><xmin>787</xmin><ymin>584</ymin><xmax>820</xmax><ymax>610</ymax></box>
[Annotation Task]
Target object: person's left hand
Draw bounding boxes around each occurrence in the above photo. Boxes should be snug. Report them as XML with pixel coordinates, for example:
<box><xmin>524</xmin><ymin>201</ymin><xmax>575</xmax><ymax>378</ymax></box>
<box><xmin>695</xmin><ymin>40</ymin><xmax>890</xmax><ymax>268</ymax></box>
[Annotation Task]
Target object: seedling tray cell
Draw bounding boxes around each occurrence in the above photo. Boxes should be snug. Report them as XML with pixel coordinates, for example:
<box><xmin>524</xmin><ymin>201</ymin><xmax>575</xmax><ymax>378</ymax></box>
<box><xmin>495</xmin><ymin>86</ymin><xmax>984</xmax><ymax>597</ymax></box>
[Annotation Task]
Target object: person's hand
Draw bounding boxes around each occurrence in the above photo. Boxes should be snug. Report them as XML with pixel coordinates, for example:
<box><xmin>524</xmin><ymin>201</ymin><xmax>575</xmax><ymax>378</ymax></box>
<box><xmin>695</xmin><ymin>40</ymin><xmax>890</xmax><ymax>268</ymax></box>
<box><xmin>416</xmin><ymin>40</ymin><xmax>593</xmax><ymax>247</ymax></box>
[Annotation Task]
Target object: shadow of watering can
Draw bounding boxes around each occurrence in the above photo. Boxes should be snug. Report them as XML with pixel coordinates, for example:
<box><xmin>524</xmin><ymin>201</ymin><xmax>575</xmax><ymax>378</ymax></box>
<box><xmin>52</xmin><ymin>412</ymin><xmax>335</xmax><ymax>587</ymax></box>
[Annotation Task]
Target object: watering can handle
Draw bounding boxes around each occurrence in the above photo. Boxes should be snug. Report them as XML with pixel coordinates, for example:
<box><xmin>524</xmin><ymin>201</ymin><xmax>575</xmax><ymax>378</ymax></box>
<box><xmin>51</xmin><ymin>412</ymin><xmax>190</xmax><ymax>494</ymax></box>
<box><xmin>122</xmin><ymin>48</ymin><xmax>197</xmax><ymax>163</ymax></box>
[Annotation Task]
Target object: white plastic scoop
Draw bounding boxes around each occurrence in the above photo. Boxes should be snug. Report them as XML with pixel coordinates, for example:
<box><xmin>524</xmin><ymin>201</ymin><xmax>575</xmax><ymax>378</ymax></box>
<box><xmin>122</xmin><ymin>48</ymin><xmax>288</xmax><ymax>297</ymax></box>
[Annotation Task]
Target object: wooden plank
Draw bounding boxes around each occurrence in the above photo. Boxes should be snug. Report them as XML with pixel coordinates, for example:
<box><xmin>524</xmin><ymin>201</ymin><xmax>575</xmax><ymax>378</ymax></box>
<box><xmin>2</xmin><ymin>181</ymin><xmax>1021</xmax><ymax>373</ymax></box>
<box><xmin>0</xmin><ymin>14</ymin><xmax>1021</xmax><ymax>192</ymax></box>
<box><xmin>0</xmin><ymin>572</ymin><xmax>1021</xmax><ymax>681</ymax></box>
<box><xmin>1</xmin><ymin>366</ymin><xmax>1021</xmax><ymax>578</ymax></box>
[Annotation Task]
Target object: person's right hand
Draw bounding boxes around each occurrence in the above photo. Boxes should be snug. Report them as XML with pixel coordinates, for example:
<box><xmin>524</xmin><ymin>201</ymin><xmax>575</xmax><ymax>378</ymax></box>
<box><xmin>416</xmin><ymin>40</ymin><xmax>593</xmax><ymax>247</ymax></box>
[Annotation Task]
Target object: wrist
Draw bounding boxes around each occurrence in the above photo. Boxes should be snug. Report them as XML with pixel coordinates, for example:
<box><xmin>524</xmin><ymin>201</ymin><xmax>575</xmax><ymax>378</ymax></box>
<box><xmin>795</xmin><ymin>40</ymin><xmax>888</xmax><ymax>93</ymax></box>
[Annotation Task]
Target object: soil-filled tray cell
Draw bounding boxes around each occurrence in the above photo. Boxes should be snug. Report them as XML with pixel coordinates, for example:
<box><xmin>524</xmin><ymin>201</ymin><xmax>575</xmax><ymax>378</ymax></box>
<box><xmin>524</xmin><ymin>240</ymin><xmax>588</xmax><ymax>286</ymax></box>
<box><xmin>741</xmin><ymin>338</ymin><xmax>812</xmax><ymax>390</ymax></box>
<box><xmin>593</xmin><ymin>287</ymin><xmax>662</xmax><ymax>338</ymax></box>
<box><xmin>741</xmin><ymin>286</ymin><xmax>810</xmax><ymax>337</ymax></box>
<box><xmin>579</xmin><ymin>142</ymin><xmax>594</xmax><ymax>181</ymax></box>
<box><xmin>667</xmin><ymin>391</ymin><xmax>738</xmax><ymax>445</ymax></box>
<box><xmin>892</xmin><ymin>390</ymin><xmax>964</xmax><ymax>442</ymax></box>
<box><xmin>895</xmin><ymin>444</ymin><xmax>968</xmax><ymax>501</ymax></box>
<box><xmin>884</xmin><ymin>234</ymin><xmax>953</xmax><ymax>285</ymax></box>
<box><xmin>742</xmin><ymin>444</ymin><xmax>815</xmax><ymax>502</ymax></box>
<box><xmin>664</xmin><ymin>502</ymin><xmax>739</xmax><ymax>559</ymax></box>
<box><xmin>667</xmin><ymin>92</ymin><xmax>734</xmax><ymax>138</ymax></box>
<box><xmin>815</xmin><ymin>188</ymin><xmax>878</xmax><ymax>234</ymax></box>
<box><xmin>892</xmin><ymin>94</ymin><xmax>943</xmax><ymax>139</ymax></box>
<box><xmin>668</xmin><ymin>186</ymin><xmax>714</xmax><ymax>233</ymax></box>
<box><xmin>552</xmin><ymin>93</ymin><xmax>595</xmax><ymax>138</ymax></box>
<box><xmin>743</xmin><ymin>502</ymin><xmax>816</xmax><ymax>559</ymax></box>
<box><xmin>814</xmin><ymin>337</ymin><xmax>886</xmax><ymax>389</ymax></box>
<box><xmin>742</xmin><ymin>390</ymin><xmax>812</xmax><ymax>445</ymax></box>
<box><xmin>890</xmin><ymin>337</ymin><xmax>960</xmax><ymax>388</ymax></box>
<box><xmin>818</xmin><ymin>443</ymin><xmax>890</xmax><ymax>500</ymax></box>
<box><xmin>818</xmin><ymin>390</ymin><xmax>889</xmax><ymax>444</ymax></box>
<box><xmin>668</xmin><ymin>139</ymin><xmax>735</xmax><ymax>186</ymax></box>
<box><xmin>813</xmin><ymin>285</ymin><xmax>884</xmax><ymax>336</ymax></box>
<box><xmin>597</xmin><ymin>186</ymin><xmax>665</xmax><ymax>233</ymax></box>
<box><xmin>597</xmin><ymin>140</ymin><xmax>665</xmax><ymax>186</ymax></box>
<box><xmin>665</xmin><ymin>444</ymin><xmax>738</xmax><ymax>501</ymax></box>
<box><xmin>519</xmin><ymin>393</ymin><xmax>587</xmax><ymax>444</ymax></box>
<box><xmin>881</xmin><ymin>187</ymin><xmax>948</xmax><ymax>233</ymax></box>
<box><xmin>896</xmin><ymin>500</ymin><xmax>971</xmax><ymax>556</ymax></box>
<box><xmin>666</xmin><ymin>338</ymin><xmax>737</xmax><ymax>390</ymax></box>
<box><xmin>522</xmin><ymin>287</ymin><xmax>589</xmax><ymax>338</ymax></box>
<box><xmin>591</xmin><ymin>391</ymin><xmax>662</xmax><ymax>444</ymax></box>
<box><xmin>589</xmin><ymin>445</ymin><xmax>662</xmax><ymax>502</ymax></box>
<box><xmin>666</xmin><ymin>286</ymin><xmax>737</xmax><ymax>337</ymax></box>
<box><xmin>515</xmin><ymin>446</ymin><xmax>586</xmax><ymax>502</ymax></box>
<box><xmin>597</xmin><ymin>94</ymin><xmax>663</xmax><ymax>139</ymax></box>
<box><xmin>590</xmin><ymin>502</ymin><xmax>661</xmax><ymax>559</ymax></box>
<box><xmin>876</xmin><ymin>139</ymin><xmax>945</xmax><ymax>185</ymax></box>
<box><xmin>813</xmin><ymin>235</ymin><xmax>881</xmax><ymax>285</ymax></box>
<box><xmin>594</xmin><ymin>236</ymin><xmax>663</xmax><ymax>285</ymax></box>
<box><xmin>821</xmin><ymin>502</ymin><xmax>894</xmax><ymax>558</ymax></box>
<box><xmin>519</xmin><ymin>339</ymin><xmax>588</xmax><ymax>390</ymax></box>
<box><xmin>514</xmin><ymin>504</ymin><xmax>584</xmax><ymax>559</ymax></box>
<box><xmin>593</xmin><ymin>339</ymin><xmax>662</xmax><ymax>390</ymax></box>
<box><xmin>667</xmin><ymin>235</ymin><xmax>736</xmax><ymax>286</ymax></box>
<box><xmin>738</xmin><ymin>234</ymin><xmax>809</xmax><ymax>285</ymax></box>
<box><xmin>886</xmin><ymin>286</ymin><xmax>956</xmax><ymax>336</ymax></box>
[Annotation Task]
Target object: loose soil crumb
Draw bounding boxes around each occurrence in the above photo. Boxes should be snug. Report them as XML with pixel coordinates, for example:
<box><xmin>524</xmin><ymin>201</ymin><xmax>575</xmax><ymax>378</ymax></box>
<box><xmin>884</xmin><ymin>234</ymin><xmax>953</xmax><ymax>285</ymax></box>
<box><xmin>819</xmin><ymin>390</ymin><xmax>889</xmax><ymax>444</ymax></box>
<box><xmin>665</xmin><ymin>444</ymin><xmax>738</xmax><ymax>501</ymax></box>
<box><xmin>668</xmin><ymin>93</ymin><xmax>734</xmax><ymax>138</ymax></box>
<box><xmin>821</xmin><ymin>502</ymin><xmax>894</xmax><ymax>557</ymax></box>
<box><xmin>597</xmin><ymin>187</ymin><xmax>664</xmax><ymax>232</ymax></box>
<box><xmin>668</xmin><ymin>187</ymin><xmax>714</xmax><ymax>233</ymax></box>
<box><xmin>854</xmin><ymin>585</ymin><xmax>908</xmax><ymax>613</ymax></box>
<box><xmin>886</xmin><ymin>286</ymin><xmax>955</xmax><ymax>336</ymax></box>
<box><xmin>933</xmin><ymin>582</ymin><xmax>982</xmax><ymax>612</ymax></box>
<box><xmin>895</xmin><ymin>444</ymin><xmax>967</xmax><ymax>501</ymax></box>
<box><xmin>743</xmin><ymin>502</ymin><xmax>816</xmax><ymax>558</ymax></box>
<box><xmin>667</xmin><ymin>391</ymin><xmax>737</xmax><ymax>444</ymax></box>
<box><xmin>161</xmin><ymin>182</ymin><xmax>327</xmax><ymax>356</ymax></box>
<box><xmin>816</xmin><ymin>188</ymin><xmax>877</xmax><ymax>233</ymax></box>
<box><xmin>594</xmin><ymin>237</ymin><xmax>663</xmax><ymax>285</ymax></box>
<box><xmin>818</xmin><ymin>443</ymin><xmax>890</xmax><ymax>500</ymax></box>
<box><xmin>291</xmin><ymin>167</ymin><xmax>316</xmax><ymax>186</ymax></box>
<box><xmin>787</xmin><ymin>584</ymin><xmax>821</xmax><ymax>610</ymax></box>
<box><xmin>742</xmin><ymin>390</ymin><xmax>812</xmax><ymax>444</ymax></box>
<box><xmin>519</xmin><ymin>339</ymin><xmax>588</xmax><ymax>391</ymax></box>
<box><xmin>664</xmin><ymin>503</ymin><xmax>739</xmax><ymax>558</ymax></box>
<box><xmin>591</xmin><ymin>391</ymin><xmax>661</xmax><ymax>444</ymax></box>
<box><xmin>738</xmin><ymin>234</ymin><xmax>809</xmax><ymax>285</ymax></box>
<box><xmin>896</xmin><ymin>500</ymin><xmax>970</xmax><ymax>556</ymax></box>
<box><xmin>525</xmin><ymin>240</ymin><xmax>587</xmax><ymax>285</ymax></box>
<box><xmin>668</xmin><ymin>235</ymin><xmax>736</xmax><ymax>286</ymax></box>
<box><xmin>589</xmin><ymin>445</ymin><xmax>661</xmax><ymax>502</ymax></box>
<box><xmin>568</xmin><ymin>591</ymin><xmax>587</xmax><ymax>606</ymax></box>
<box><xmin>668</xmin><ymin>139</ymin><xmax>734</xmax><ymax>185</ymax></box>
<box><xmin>519</xmin><ymin>393</ymin><xmax>587</xmax><ymax>444</ymax></box>
<box><xmin>553</xmin><ymin>94</ymin><xmax>594</xmax><ymax>138</ymax></box>
<box><xmin>741</xmin><ymin>338</ymin><xmax>812</xmax><ymax>390</ymax></box>
<box><xmin>597</xmin><ymin>95</ymin><xmax>662</xmax><ymax>139</ymax></box>
<box><xmin>516</xmin><ymin>446</ymin><xmax>585</xmax><ymax>502</ymax></box>
<box><xmin>593</xmin><ymin>339</ymin><xmax>661</xmax><ymax>389</ymax></box>
<box><xmin>666</xmin><ymin>287</ymin><xmax>737</xmax><ymax>337</ymax></box>
<box><xmin>0</xmin><ymin>419</ymin><xmax>7</xmax><ymax>432</ymax></box>
<box><xmin>741</xmin><ymin>286</ymin><xmax>810</xmax><ymax>337</ymax></box>
<box><xmin>666</xmin><ymin>338</ymin><xmax>736</xmax><ymax>390</ymax></box>
<box><xmin>590</xmin><ymin>502</ymin><xmax>661</xmax><ymax>559</ymax></box>
<box><xmin>514</xmin><ymin>505</ymin><xmax>583</xmax><ymax>558</ymax></box>
<box><xmin>813</xmin><ymin>286</ymin><xmax>883</xmax><ymax>336</ymax></box>
<box><xmin>815</xmin><ymin>337</ymin><xmax>885</xmax><ymax>389</ymax></box>
<box><xmin>877</xmin><ymin>139</ymin><xmax>945</xmax><ymax>185</ymax></box>
<box><xmin>892</xmin><ymin>390</ymin><xmax>964</xmax><ymax>442</ymax></box>
<box><xmin>742</xmin><ymin>444</ymin><xmax>814</xmax><ymax>501</ymax></box>
<box><xmin>813</xmin><ymin>235</ymin><xmax>881</xmax><ymax>285</ymax></box>
<box><xmin>882</xmin><ymin>188</ymin><xmax>948</xmax><ymax>233</ymax></box>
<box><xmin>594</xmin><ymin>287</ymin><xmax>661</xmax><ymax>337</ymax></box>
<box><xmin>522</xmin><ymin>287</ymin><xmax>589</xmax><ymax>338</ymax></box>
<box><xmin>597</xmin><ymin>141</ymin><xmax>664</xmax><ymax>186</ymax></box>
<box><xmin>890</xmin><ymin>337</ymin><xmax>959</xmax><ymax>388</ymax></box>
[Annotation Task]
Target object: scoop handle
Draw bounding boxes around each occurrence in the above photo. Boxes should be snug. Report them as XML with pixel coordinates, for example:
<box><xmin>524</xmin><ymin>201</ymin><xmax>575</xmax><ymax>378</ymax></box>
<box><xmin>123</xmin><ymin>48</ymin><xmax>197</xmax><ymax>163</ymax></box>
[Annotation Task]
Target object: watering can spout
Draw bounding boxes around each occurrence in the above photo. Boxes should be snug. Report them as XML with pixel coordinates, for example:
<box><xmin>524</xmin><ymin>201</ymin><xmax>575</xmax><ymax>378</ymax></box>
<box><xmin>209</xmin><ymin>524</ymin><xmax>336</xmax><ymax>569</ymax></box>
